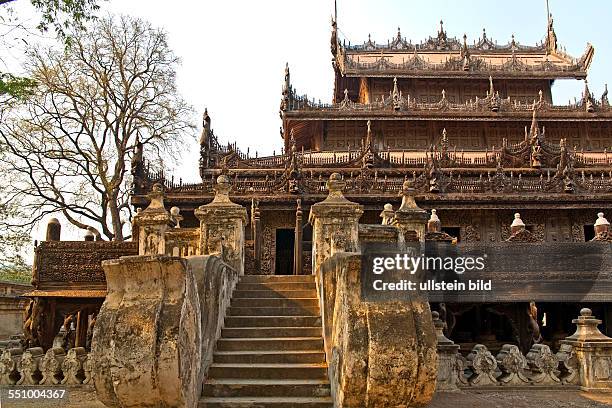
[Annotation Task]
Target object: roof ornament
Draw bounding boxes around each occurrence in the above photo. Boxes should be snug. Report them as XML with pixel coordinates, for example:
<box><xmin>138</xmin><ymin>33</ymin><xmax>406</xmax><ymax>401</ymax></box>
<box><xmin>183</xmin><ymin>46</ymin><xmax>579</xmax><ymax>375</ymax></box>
<box><xmin>510</xmin><ymin>34</ymin><xmax>517</xmax><ymax>50</ymax></box>
<box><xmin>529</xmin><ymin>105</ymin><xmax>540</xmax><ymax>139</ymax></box>
<box><xmin>392</xmin><ymin>77</ymin><xmax>402</xmax><ymax>110</ymax></box>
<box><xmin>199</xmin><ymin>108</ymin><xmax>211</xmax><ymax>147</ymax></box>
<box><xmin>582</xmin><ymin>80</ymin><xmax>595</xmax><ymax>112</ymax></box>
<box><xmin>545</xmin><ymin>4</ymin><xmax>558</xmax><ymax>55</ymax></box>
<box><xmin>436</xmin><ymin>19</ymin><xmax>448</xmax><ymax>49</ymax></box>
<box><xmin>488</xmin><ymin>76</ymin><xmax>500</xmax><ymax>112</ymax></box>
<box><xmin>602</xmin><ymin>84</ymin><xmax>609</xmax><ymax>107</ymax></box>
<box><xmin>280</xmin><ymin>63</ymin><xmax>292</xmax><ymax>111</ymax></box>
<box><xmin>330</xmin><ymin>1</ymin><xmax>338</xmax><ymax>56</ymax></box>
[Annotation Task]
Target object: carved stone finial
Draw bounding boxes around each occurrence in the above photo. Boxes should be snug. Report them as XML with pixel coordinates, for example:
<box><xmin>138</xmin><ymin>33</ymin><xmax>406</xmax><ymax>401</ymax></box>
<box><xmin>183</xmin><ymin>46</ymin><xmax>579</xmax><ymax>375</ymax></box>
<box><xmin>325</xmin><ymin>173</ymin><xmax>347</xmax><ymax>201</ymax></box>
<box><xmin>592</xmin><ymin>212</ymin><xmax>611</xmax><ymax>241</ymax></box>
<box><xmin>380</xmin><ymin>203</ymin><xmax>395</xmax><ymax>226</ymax></box>
<box><xmin>432</xmin><ymin>311</ymin><xmax>454</xmax><ymax>346</ymax></box>
<box><xmin>565</xmin><ymin>308</ymin><xmax>612</xmax><ymax>342</ymax></box>
<box><xmin>212</xmin><ymin>175</ymin><xmax>232</xmax><ymax>203</ymax></box>
<box><xmin>427</xmin><ymin>209</ymin><xmax>441</xmax><ymax>233</ymax></box>
<box><xmin>84</xmin><ymin>229</ymin><xmax>95</xmax><ymax>241</ymax></box>
<box><xmin>510</xmin><ymin>213</ymin><xmax>525</xmax><ymax>234</ymax></box>
<box><xmin>170</xmin><ymin>207</ymin><xmax>182</xmax><ymax>228</ymax></box>
<box><xmin>398</xmin><ymin>180</ymin><xmax>418</xmax><ymax>211</ymax></box>
<box><xmin>602</xmin><ymin>83</ymin><xmax>609</xmax><ymax>106</ymax></box>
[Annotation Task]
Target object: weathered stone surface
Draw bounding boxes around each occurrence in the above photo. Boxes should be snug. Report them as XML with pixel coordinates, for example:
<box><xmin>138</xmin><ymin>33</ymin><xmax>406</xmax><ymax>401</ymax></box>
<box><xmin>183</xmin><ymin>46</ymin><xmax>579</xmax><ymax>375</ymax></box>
<box><xmin>318</xmin><ymin>253</ymin><xmax>437</xmax><ymax>407</ymax></box>
<box><xmin>433</xmin><ymin>311</ymin><xmax>461</xmax><ymax>391</ymax></box>
<box><xmin>132</xmin><ymin>183</ymin><xmax>172</xmax><ymax>256</ymax></box>
<box><xmin>466</xmin><ymin>344</ymin><xmax>498</xmax><ymax>386</ymax></box>
<box><xmin>91</xmin><ymin>254</ymin><xmax>238</xmax><ymax>408</ymax></box>
<box><xmin>563</xmin><ymin>308</ymin><xmax>612</xmax><ymax>391</ymax></box>
<box><xmin>309</xmin><ymin>173</ymin><xmax>363</xmax><ymax>274</ymax></box>
<box><xmin>195</xmin><ymin>175</ymin><xmax>248</xmax><ymax>274</ymax></box>
<box><xmin>40</xmin><ymin>347</ymin><xmax>66</xmax><ymax>385</ymax></box>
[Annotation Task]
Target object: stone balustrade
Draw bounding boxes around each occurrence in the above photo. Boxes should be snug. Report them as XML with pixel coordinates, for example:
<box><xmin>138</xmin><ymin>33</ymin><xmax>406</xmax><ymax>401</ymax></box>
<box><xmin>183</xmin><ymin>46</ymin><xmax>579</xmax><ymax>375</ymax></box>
<box><xmin>0</xmin><ymin>346</ymin><xmax>92</xmax><ymax>386</ymax></box>
<box><xmin>434</xmin><ymin>308</ymin><xmax>612</xmax><ymax>391</ymax></box>
<box><xmin>311</xmin><ymin>173</ymin><xmax>437</xmax><ymax>408</ymax></box>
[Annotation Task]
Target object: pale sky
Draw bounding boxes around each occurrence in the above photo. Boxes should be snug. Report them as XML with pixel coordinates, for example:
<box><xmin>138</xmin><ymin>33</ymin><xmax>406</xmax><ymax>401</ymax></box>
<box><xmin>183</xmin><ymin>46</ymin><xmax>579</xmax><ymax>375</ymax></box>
<box><xmin>6</xmin><ymin>0</ymin><xmax>611</xmax><ymax>241</ymax></box>
<box><xmin>105</xmin><ymin>0</ymin><xmax>612</xmax><ymax>183</ymax></box>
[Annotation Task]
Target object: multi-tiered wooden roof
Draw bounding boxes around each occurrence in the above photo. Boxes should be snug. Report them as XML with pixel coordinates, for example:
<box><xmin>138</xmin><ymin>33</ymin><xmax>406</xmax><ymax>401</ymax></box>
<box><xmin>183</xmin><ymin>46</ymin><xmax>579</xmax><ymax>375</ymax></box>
<box><xmin>131</xmin><ymin>16</ymin><xmax>612</xmax><ymax>213</ymax></box>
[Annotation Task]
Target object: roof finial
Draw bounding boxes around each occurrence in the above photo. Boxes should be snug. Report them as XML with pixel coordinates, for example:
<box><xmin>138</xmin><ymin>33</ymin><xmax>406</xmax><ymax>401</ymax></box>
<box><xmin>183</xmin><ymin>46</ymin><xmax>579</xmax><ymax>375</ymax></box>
<box><xmin>530</xmin><ymin>105</ymin><xmax>539</xmax><ymax>138</ymax></box>
<box><xmin>439</xmin><ymin>20</ymin><xmax>444</xmax><ymax>34</ymax></box>
<box><xmin>545</xmin><ymin>0</ymin><xmax>557</xmax><ymax>54</ymax></box>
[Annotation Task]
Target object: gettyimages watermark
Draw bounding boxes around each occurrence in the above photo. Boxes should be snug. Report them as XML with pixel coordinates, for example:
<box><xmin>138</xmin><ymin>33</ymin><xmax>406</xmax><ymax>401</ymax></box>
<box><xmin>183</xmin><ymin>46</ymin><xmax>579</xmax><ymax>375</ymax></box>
<box><xmin>361</xmin><ymin>241</ymin><xmax>611</xmax><ymax>303</ymax></box>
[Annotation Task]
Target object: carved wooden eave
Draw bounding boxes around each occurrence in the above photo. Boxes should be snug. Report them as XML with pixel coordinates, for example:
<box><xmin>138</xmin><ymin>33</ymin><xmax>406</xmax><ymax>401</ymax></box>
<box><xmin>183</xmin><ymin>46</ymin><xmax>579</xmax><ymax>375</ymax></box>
<box><xmin>333</xmin><ymin>26</ymin><xmax>593</xmax><ymax>80</ymax></box>
<box><xmin>282</xmin><ymin>90</ymin><xmax>611</xmax><ymax>119</ymax></box>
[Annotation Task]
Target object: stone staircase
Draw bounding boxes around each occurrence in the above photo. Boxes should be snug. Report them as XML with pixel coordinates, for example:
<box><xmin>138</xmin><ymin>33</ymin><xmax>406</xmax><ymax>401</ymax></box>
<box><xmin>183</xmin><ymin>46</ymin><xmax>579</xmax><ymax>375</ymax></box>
<box><xmin>199</xmin><ymin>275</ymin><xmax>333</xmax><ymax>408</ymax></box>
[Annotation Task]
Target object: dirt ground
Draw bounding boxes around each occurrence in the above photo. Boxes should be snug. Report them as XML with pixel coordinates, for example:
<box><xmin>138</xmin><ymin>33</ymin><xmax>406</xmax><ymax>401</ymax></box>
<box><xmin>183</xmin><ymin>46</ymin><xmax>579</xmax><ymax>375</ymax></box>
<box><xmin>1</xmin><ymin>387</ymin><xmax>611</xmax><ymax>407</ymax></box>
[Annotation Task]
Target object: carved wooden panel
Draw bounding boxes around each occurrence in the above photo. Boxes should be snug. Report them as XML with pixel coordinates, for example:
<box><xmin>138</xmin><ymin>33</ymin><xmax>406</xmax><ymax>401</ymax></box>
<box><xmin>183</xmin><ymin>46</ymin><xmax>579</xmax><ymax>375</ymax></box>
<box><xmin>34</xmin><ymin>241</ymin><xmax>138</xmax><ymax>289</ymax></box>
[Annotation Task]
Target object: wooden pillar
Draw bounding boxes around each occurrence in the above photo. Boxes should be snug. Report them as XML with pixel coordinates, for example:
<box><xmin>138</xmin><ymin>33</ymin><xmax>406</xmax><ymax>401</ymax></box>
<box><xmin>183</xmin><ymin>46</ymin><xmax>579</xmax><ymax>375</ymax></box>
<box><xmin>75</xmin><ymin>310</ymin><xmax>88</xmax><ymax>348</ymax></box>
<box><xmin>294</xmin><ymin>199</ymin><xmax>303</xmax><ymax>275</ymax></box>
<box><xmin>253</xmin><ymin>200</ymin><xmax>261</xmax><ymax>271</ymax></box>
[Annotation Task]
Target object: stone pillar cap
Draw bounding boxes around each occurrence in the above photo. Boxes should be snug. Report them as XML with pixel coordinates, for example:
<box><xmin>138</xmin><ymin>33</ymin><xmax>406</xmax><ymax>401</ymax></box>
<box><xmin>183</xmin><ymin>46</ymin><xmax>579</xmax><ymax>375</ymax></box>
<box><xmin>595</xmin><ymin>212</ymin><xmax>610</xmax><ymax>226</ymax></box>
<box><xmin>565</xmin><ymin>307</ymin><xmax>612</xmax><ymax>343</ymax></box>
<box><xmin>48</xmin><ymin>218</ymin><xmax>60</xmax><ymax>224</ymax></box>
<box><xmin>511</xmin><ymin>213</ymin><xmax>525</xmax><ymax>227</ymax></box>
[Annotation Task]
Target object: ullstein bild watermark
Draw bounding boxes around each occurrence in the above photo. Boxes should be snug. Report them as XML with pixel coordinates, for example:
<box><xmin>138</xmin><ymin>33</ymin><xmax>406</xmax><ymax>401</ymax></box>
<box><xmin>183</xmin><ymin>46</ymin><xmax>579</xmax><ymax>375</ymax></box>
<box><xmin>360</xmin><ymin>241</ymin><xmax>608</xmax><ymax>303</ymax></box>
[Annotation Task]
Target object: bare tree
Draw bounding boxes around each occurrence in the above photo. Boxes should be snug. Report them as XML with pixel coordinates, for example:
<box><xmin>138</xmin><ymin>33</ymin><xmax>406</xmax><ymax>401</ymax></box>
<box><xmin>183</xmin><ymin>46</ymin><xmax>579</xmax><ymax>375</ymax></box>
<box><xmin>0</xmin><ymin>14</ymin><xmax>195</xmax><ymax>241</ymax></box>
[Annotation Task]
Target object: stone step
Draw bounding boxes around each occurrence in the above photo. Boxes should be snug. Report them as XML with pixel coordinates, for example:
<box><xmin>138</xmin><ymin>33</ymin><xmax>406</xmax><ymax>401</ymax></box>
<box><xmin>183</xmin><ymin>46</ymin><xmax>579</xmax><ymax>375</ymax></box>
<box><xmin>231</xmin><ymin>298</ymin><xmax>319</xmax><ymax>308</ymax></box>
<box><xmin>232</xmin><ymin>290</ymin><xmax>317</xmax><ymax>299</ymax></box>
<box><xmin>202</xmin><ymin>379</ymin><xmax>331</xmax><ymax>398</ymax></box>
<box><xmin>224</xmin><ymin>316</ymin><xmax>322</xmax><ymax>328</ymax></box>
<box><xmin>240</xmin><ymin>275</ymin><xmax>315</xmax><ymax>283</ymax></box>
<box><xmin>236</xmin><ymin>282</ymin><xmax>316</xmax><ymax>291</ymax></box>
<box><xmin>221</xmin><ymin>327</ymin><xmax>322</xmax><ymax>338</ymax></box>
<box><xmin>199</xmin><ymin>396</ymin><xmax>333</xmax><ymax>408</ymax></box>
<box><xmin>208</xmin><ymin>363</ymin><xmax>328</xmax><ymax>380</ymax></box>
<box><xmin>228</xmin><ymin>307</ymin><xmax>320</xmax><ymax>317</ymax></box>
<box><xmin>216</xmin><ymin>337</ymin><xmax>324</xmax><ymax>352</ymax></box>
<box><xmin>213</xmin><ymin>351</ymin><xmax>326</xmax><ymax>364</ymax></box>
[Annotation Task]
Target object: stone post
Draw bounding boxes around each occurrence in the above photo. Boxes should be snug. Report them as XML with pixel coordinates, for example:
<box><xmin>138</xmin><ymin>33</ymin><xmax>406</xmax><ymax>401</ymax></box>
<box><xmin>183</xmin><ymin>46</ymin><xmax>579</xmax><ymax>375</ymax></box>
<box><xmin>132</xmin><ymin>183</ymin><xmax>172</xmax><ymax>255</ymax></box>
<box><xmin>393</xmin><ymin>180</ymin><xmax>428</xmax><ymax>244</ymax></box>
<box><xmin>562</xmin><ymin>308</ymin><xmax>612</xmax><ymax>391</ymax></box>
<box><xmin>308</xmin><ymin>173</ymin><xmax>363</xmax><ymax>274</ymax></box>
<box><xmin>294</xmin><ymin>199</ymin><xmax>303</xmax><ymax>275</ymax></box>
<box><xmin>433</xmin><ymin>311</ymin><xmax>461</xmax><ymax>391</ymax></box>
<box><xmin>194</xmin><ymin>175</ymin><xmax>248</xmax><ymax>275</ymax></box>
<box><xmin>45</xmin><ymin>218</ymin><xmax>61</xmax><ymax>241</ymax></box>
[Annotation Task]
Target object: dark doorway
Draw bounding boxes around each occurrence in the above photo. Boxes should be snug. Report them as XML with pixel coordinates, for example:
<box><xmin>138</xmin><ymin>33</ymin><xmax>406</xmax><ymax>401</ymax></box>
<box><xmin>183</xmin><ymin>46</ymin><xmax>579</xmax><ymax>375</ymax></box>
<box><xmin>275</xmin><ymin>229</ymin><xmax>295</xmax><ymax>275</ymax></box>
<box><xmin>584</xmin><ymin>224</ymin><xmax>595</xmax><ymax>241</ymax></box>
<box><xmin>442</xmin><ymin>227</ymin><xmax>461</xmax><ymax>241</ymax></box>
